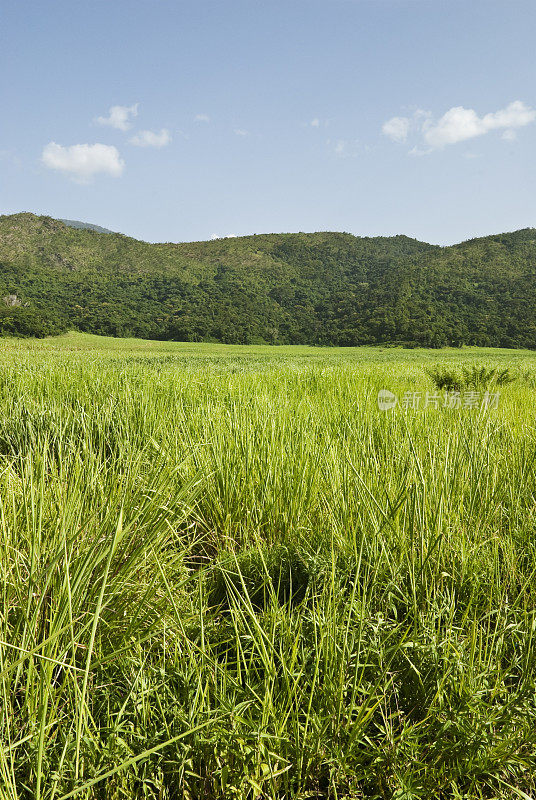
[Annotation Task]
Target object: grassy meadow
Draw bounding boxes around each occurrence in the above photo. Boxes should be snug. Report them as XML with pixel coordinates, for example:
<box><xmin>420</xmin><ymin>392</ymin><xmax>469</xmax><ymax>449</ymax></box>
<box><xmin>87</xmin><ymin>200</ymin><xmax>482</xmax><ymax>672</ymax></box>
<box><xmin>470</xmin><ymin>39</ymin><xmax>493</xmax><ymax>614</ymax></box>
<box><xmin>2</xmin><ymin>332</ymin><xmax>536</xmax><ymax>799</ymax></box>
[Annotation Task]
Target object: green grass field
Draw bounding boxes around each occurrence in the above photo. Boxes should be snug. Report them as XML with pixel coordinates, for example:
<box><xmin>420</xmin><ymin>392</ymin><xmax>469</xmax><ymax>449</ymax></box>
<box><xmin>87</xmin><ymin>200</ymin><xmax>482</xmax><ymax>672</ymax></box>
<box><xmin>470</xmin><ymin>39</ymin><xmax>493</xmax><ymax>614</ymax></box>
<box><xmin>2</xmin><ymin>332</ymin><xmax>536</xmax><ymax>799</ymax></box>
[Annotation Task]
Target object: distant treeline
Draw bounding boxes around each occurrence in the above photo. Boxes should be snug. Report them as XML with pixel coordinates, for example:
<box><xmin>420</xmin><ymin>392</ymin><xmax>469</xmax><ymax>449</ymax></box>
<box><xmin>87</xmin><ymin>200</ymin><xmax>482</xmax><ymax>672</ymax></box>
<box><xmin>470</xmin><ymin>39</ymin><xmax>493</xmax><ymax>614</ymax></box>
<box><xmin>1</xmin><ymin>213</ymin><xmax>536</xmax><ymax>347</ymax></box>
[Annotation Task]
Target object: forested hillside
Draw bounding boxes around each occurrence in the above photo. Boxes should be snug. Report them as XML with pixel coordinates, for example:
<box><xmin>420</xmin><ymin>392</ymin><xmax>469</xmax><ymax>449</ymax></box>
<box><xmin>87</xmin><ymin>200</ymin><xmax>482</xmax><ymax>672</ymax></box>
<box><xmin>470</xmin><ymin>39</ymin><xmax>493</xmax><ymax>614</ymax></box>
<box><xmin>1</xmin><ymin>212</ymin><xmax>535</xmax><ymax>347</ymax></box>
<box><xmin>60</xmin><ymin>219</ymin><xmax>114</xmax><ymax>234</ymax></box>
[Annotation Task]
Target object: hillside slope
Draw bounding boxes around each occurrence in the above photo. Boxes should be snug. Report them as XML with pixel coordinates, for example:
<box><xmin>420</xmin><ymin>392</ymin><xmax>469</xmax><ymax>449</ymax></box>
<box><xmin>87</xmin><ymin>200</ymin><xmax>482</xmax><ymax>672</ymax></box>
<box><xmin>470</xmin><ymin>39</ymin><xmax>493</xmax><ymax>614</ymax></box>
<box><xmin>0</xmin><ymin>213</ymin><xmax>535</xmax><ymax>347</ymax></box>
<box><xmin>60</xmin><ymin>219</ymin><xmax>114</xmax><ymax>234</ymax></box>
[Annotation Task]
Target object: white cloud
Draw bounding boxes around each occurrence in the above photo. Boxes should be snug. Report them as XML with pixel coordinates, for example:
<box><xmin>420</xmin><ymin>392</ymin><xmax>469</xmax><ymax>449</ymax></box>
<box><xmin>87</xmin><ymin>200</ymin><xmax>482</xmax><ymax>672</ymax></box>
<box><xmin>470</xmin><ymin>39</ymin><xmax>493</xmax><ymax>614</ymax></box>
<box><xmin>129</xmin><ymin>128</ymin><xmax>171</xmax><ymax>147</ymax></box>
<box><xmin>195</xmin><ymin>114</ymin><xmax>210</xmax><ymax>122</ymax></box>
<box><xmin>422</xmin><ymin>107</ymin><xmax>481</xmax><ymax>148</ymax></box>
<box><xmin>423</xmin><ymin>100</ymin><xmax>535</xmax><ymax>149</ymax></box>
<box><xmin>96</xmin><ymin>103</ymin><xmax>139</xmax><ymax>131</ymax></box>
<box><xmin>41</xmin><ymin>142</ymin><xmax>125</xmax><ymax>182</ymax></box>
<box><xmin>408</xmin><ymin>145</ymin><xmax>429</xmax><ymax>157</ymax></box>
<box><xmin>210</xmin><ymin>233</ymin><xmax>237</xmax><ymax>239</ymax></box>
<box><xmin>486</xmin><ymin>101</ymin><xmax>535</xmax><ymax>129</ymax></box>
<box><xmin>234</xmin><ymin>128</ymin><xmax>249</xmax><ymax>136</ymax></box>
<box><xmin>383</xmin><ymin>100</ymin><xmax>535</xmax><ymax>152</ymax></box>
<box><xmin>311</xmin><ymin>118</ymin><xmax>320</xmax><ymax>128</ymax></box>
<box><xmin>382</xmin><ymin>116</ymin><xmax>410</xmax><ymax>143</ymax></box>
<box><xmin>329</xmin><ymin>138</ymin><xmax>368</xmax><ymax>158</ymax></box>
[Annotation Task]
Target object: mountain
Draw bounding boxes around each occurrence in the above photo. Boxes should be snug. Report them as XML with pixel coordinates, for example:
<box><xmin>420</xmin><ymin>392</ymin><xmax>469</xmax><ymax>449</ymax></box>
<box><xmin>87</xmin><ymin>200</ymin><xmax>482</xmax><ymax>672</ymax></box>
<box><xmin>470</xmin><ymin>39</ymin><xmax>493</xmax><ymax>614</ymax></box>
<box><xmin>0</xmin><ymin>212</ymin><xmax>535</xmax><ymax>347</ymax></box>
<box><xmin>60</xmin><ymin>219</ymin><xmax>114</xmax><ymax>234</ymax></box>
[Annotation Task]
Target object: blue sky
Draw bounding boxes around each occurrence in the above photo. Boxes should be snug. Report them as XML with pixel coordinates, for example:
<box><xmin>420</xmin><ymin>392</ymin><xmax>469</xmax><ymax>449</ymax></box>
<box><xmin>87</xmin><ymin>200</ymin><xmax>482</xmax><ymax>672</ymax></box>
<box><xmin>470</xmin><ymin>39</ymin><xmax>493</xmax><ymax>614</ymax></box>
<box><xmin>2</xmin><ymin>0</ymin><xmax>536</xmax><ymax>244</ymax></box>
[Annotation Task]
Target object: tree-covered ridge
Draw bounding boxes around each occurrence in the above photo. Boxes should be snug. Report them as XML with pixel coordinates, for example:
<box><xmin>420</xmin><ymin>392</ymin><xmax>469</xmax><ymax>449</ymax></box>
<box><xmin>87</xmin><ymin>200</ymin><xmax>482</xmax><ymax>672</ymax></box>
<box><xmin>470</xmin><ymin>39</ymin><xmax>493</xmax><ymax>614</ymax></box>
<box><xmin>60</xmin><ymin>219</ymin><xmax>115</xmax><ymax>234</ymax></box>
<box><xmin>0</xmin><ymin>212</ymin><xmax>535</xmax><ymax>347</ymax></box>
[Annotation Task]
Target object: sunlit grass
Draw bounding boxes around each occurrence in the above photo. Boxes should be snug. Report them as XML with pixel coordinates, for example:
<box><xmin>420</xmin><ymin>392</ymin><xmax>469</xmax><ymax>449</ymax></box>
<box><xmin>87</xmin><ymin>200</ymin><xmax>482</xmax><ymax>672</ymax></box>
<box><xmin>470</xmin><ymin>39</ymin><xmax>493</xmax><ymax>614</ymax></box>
<box><xmin>1</xmin><ymin>333</ymin><xmax>536</xmax><ymax>798</ymax></box>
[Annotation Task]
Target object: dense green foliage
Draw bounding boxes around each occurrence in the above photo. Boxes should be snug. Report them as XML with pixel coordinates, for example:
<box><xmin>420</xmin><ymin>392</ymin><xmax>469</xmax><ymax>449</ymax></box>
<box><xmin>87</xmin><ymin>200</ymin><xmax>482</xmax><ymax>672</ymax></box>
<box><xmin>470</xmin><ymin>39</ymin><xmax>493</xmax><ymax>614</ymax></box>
<box><xmin>1</xmin><ymin>213</ymin><xmax>536</xmax><ymax>346</ymax></box>
<box><xmin>2</xmin><ymin>334</ymin><xmax>536</xmax><ymax>798</ymax></box>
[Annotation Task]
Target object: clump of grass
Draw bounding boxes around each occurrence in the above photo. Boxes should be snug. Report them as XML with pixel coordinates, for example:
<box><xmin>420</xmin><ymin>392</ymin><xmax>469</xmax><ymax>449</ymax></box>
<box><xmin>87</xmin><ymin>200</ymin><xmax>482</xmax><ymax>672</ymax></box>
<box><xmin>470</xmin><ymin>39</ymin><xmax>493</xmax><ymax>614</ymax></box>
<box><xmin>426</xmin><ymin>367</ymin><xmax>462</xmax><ymax>391</ymax></box>
<box><xmin>462</xmin><ymin>364</ymin><xmax>516</xmax><ymax>388</ymax></box>
<box><xmin>427</xmin><ymin>364</ymin><xmax>517</xmax><ymax>392</ymax></box>
<box><xmin>208</xmin><ymin>542</ymin><xmax>314</xmax><ymax>611</ymax></box>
